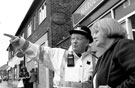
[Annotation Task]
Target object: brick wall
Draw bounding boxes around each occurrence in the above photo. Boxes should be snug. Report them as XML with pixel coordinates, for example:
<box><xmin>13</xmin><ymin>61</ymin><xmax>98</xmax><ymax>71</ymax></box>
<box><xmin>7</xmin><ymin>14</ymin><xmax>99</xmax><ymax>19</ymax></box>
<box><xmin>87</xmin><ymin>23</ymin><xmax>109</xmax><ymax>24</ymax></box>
<box><xmin>50</xmin><ymin>0</ymin><xmax>84</xmax><ymax>48</ymax></box>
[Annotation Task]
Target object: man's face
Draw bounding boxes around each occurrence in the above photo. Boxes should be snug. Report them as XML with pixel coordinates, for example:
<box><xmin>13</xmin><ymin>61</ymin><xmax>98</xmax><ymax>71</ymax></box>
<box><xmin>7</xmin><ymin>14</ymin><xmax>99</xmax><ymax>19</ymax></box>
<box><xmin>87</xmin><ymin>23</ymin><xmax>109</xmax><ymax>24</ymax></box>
<box><xmin>71</xmin><ymin>33</ymin><xmax>89</xmax><ymax>54</ymax></box>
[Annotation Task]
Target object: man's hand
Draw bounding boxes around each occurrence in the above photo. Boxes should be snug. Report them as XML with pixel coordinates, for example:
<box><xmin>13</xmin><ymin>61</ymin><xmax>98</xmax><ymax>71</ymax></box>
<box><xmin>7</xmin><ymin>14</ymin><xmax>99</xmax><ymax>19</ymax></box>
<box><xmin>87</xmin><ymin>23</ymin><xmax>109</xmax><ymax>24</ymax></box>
<box><xmin>4</xmin><ymin>33</ymin><xmax>28</xmax><ymax>58</ymax></box>
<box><xmin>4</xmin><ymin>33</ymin><xmax>20</xmax><ymax>47</ymax></box>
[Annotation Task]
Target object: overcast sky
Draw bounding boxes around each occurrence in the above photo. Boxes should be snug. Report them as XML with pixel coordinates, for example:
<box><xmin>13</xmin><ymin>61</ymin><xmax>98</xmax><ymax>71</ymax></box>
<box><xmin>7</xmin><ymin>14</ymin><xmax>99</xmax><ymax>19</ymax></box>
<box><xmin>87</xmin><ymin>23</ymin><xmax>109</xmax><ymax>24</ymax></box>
<box><xmin>0</xmin><ymin>0</ymin><xmax>33</xmax><ymax>67</ymax></box>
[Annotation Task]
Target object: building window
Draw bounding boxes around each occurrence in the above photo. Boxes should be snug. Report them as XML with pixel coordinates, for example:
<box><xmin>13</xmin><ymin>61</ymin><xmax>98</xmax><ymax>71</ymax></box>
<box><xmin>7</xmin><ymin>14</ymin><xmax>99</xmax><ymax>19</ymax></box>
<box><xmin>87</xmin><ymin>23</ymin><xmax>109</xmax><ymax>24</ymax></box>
<box><xmin>27</xmin><ymin>21</ymin><xmax>32</xmax><ymax>37</ymax></box>
<box><xmin>120</xmin><ymin>21</ymin><xmax>126</xmax><ymax>30</ymax></box>
<box><xmin>114</xmin><ymin>1</ymin><xmax>128</xmax><ymax>20</ymax></box>
<box><xmin>22</xmin><ymin>33</ymin><xmax>24</xmax><ymax>38</ymax></box>
<box><xmin>129</xmin><ymin>14</ymin><xmax>135</xmax><ymax>40</ymax></box>
<box><xmin>101</xmin><ymin>11</ymin><xmax>112</xmax><ymax>18</ymax></box>
<box><xmin>38</xmin><ymin>1</ymin><xmax>47</xmax><ymax>24</ymax></box>
<box><xmin>33</xmin><ymin>14</ymin><xmax>36</xmax><ymax>30</ymax></box>
<box><xmin>119</xmin><ymin>20</ymin><xmax>130</xmax><ymax>38</ymax></box>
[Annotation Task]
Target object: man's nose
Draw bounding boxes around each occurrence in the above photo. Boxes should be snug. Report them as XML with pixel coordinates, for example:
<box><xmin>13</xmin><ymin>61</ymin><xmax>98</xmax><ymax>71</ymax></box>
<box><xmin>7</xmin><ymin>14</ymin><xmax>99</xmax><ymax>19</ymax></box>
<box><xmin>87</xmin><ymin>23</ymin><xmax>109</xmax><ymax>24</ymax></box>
<box><xmin>72</xmin><ymin>38</ymin><xmax>77</xmax><ymax>43</ymax></box>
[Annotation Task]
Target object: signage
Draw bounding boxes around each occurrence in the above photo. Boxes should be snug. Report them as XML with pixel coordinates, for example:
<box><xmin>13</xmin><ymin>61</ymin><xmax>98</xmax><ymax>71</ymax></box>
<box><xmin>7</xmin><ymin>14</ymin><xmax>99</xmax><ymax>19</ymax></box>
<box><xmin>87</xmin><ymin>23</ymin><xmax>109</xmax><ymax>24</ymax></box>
<box><xmin>72</xmin><ymin>0</ymin><xmax>104</xmax><ymax>26</ymax></box>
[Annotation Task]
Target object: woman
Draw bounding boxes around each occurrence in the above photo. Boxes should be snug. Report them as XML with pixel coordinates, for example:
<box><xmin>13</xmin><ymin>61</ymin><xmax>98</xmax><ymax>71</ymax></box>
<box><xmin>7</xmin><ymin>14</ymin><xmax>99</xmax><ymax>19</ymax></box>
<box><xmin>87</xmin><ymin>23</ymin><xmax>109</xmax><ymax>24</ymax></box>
<box><xmin>20</xmin><ymin>67</ymin><xmax>30</xmax><ymax>88</ymax></box>
<box><xmin>91</xmin><ymin>18</ymin><xmax>135</xmax><ymax>88</ymax></box>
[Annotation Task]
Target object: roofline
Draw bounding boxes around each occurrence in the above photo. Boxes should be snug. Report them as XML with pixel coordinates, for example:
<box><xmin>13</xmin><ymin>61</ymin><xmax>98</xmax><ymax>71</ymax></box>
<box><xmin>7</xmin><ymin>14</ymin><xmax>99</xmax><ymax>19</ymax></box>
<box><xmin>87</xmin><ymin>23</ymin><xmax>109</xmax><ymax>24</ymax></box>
<box><xmin>15</xmin><ymin>0</ymin><xmax>41</xmax><ymax>36</ymax></box>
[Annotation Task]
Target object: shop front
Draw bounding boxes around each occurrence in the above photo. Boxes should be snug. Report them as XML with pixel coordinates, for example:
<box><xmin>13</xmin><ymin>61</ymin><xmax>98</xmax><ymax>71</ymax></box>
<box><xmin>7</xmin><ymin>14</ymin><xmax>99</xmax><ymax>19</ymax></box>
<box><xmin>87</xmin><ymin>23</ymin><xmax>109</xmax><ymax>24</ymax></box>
<box><xmin>72</xmin><ymin>0</ymin><xmax>135</xmax><ymax>56</ymax></box>
<box><xmin>8</xmin><ymin>56</ymin><xmax>24</xmax><ymax>80</ymax></box>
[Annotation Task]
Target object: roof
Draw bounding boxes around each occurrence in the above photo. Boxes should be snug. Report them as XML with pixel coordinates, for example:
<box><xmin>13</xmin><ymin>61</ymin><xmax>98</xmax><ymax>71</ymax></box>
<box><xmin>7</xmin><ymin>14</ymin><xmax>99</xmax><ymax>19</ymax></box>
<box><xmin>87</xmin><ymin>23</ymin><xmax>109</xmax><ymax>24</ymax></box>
<box><xmin>0</xmin><ymin>64</ymin><xmax>9</xmax><ymax>71</ymax></box>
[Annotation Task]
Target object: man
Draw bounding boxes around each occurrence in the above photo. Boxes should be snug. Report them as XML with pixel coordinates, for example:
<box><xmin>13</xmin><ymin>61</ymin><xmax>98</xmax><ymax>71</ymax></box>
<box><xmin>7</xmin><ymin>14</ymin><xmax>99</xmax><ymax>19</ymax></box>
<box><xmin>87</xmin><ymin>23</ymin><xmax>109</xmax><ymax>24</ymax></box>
<box><xmin>4</xmin><ymin>25</ymin><xmax>97</xmax><ymax>88</ymax></box>
<box><xmin>29</xmin><ymin>68</ymin><xmax>37</xmax><ymax>88</ymax></box>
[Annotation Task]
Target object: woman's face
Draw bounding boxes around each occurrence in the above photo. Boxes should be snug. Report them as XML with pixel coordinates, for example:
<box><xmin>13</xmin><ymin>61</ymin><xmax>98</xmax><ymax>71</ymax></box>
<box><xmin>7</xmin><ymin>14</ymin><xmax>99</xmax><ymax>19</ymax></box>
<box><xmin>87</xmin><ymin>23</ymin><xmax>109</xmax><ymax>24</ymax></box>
<box><xmin>92</xmin><ymin>26</ymin><xmax>108</xmax><ymax>48</ymax></box>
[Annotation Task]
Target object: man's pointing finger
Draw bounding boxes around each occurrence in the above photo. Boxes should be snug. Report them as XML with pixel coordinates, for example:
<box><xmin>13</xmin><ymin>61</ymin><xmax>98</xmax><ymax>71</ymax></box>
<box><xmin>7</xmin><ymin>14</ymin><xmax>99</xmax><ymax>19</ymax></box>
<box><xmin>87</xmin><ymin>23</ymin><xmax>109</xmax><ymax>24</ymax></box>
<box><xmin>4</xmin><ymin>33</ymin><xmax>17</xmax><ymax>39</ymax></box>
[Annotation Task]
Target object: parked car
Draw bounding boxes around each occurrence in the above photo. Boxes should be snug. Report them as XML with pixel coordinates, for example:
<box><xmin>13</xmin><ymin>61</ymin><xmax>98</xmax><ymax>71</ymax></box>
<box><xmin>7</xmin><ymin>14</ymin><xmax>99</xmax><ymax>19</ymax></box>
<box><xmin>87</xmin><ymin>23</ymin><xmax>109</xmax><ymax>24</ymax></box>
<box><xmin>3</xmin><ymin>76</ymin><xmax>8</xmax><ymax>81</ymax></box>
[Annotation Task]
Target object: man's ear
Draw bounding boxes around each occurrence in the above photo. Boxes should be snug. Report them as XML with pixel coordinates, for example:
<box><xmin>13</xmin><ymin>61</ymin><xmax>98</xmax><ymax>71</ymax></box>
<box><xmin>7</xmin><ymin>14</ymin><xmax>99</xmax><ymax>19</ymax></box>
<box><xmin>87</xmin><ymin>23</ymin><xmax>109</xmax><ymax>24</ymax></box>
<box><xmin>87</xmin><ymin>39</ymin><xmax>90</xmax><ymax>45</ymax></box>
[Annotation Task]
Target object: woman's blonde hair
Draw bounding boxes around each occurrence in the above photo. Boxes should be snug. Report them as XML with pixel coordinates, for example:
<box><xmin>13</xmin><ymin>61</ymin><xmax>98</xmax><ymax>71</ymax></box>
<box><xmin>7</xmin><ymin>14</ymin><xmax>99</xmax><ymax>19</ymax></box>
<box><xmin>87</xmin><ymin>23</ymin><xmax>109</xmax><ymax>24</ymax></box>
<box><xmin>91</xmin><ymin>18</ymin><xmax>128</xmax><ymax>39</ymax></box>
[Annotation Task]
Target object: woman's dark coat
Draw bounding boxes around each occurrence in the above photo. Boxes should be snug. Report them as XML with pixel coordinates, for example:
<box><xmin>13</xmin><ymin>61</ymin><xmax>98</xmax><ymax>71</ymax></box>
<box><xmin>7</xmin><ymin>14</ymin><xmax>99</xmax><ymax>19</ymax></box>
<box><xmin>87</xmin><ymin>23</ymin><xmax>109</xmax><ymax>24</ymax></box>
<box><xmin>93</xmin><ymin>39</ymin><xmax>135</xmax><ymax>88</ymax></box>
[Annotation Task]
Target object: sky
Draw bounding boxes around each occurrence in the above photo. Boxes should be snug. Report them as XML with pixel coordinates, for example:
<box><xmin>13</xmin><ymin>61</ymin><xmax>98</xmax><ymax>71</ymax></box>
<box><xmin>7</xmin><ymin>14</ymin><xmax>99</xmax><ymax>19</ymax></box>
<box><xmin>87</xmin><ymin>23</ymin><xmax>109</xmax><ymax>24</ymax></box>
<box><xmin>0</xmin><ymin>0</ymin><xmax>33</xmax><ymax>67</ymax></box>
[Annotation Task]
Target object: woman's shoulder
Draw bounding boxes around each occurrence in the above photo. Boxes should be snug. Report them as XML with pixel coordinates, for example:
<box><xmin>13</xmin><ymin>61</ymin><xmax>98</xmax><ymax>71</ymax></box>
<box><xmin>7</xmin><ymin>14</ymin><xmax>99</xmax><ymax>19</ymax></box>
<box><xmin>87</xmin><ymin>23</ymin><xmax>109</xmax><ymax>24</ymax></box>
<box><xmin>119</xmin><ymin>38</ymin><xmax>135</xmax><ymax>42</ymax></box>
<box><xmin>117</xmin><ymin>38</ymin><xmax>135</xmax><ymax>46</ymax></box>
<box><xmin>112</xmin><ymin>38</ymin><xmax>135</xmax><ymax>55</ymax></box>
<box><xmin>115</xmin><ymin>39</ymin><xmax>135</xmax><ymax>55</ymax></box>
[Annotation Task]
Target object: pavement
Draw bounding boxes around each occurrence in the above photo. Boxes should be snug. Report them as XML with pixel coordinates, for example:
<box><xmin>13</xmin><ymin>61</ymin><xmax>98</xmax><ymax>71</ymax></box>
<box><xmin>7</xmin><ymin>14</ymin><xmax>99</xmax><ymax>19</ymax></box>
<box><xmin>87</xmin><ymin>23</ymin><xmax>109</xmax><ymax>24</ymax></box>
<box><xmin>0</xmin><ymin>81</ymin><xmax>8</xmax><ymax>88</ymax></box>
<box><xmin>0</xmin><ymin>81</ymin><xmax>18</xmax><ymax>88</ymax></box>
<box><xmin>7</xmin><ymin>80</ymin><xmax>18</xmax><ymax>88</ymax></box>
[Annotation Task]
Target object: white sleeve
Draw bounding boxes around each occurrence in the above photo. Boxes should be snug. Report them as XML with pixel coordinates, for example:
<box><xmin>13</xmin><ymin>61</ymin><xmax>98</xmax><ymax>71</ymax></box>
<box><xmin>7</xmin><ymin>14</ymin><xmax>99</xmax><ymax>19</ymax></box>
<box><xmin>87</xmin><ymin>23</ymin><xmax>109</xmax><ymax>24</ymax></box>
<box><xmin>24</xmin><ymin>42</ymin><xmax>66</xmax><ymax>71</ymax></box>
<box><xmin>24</xmin><ymin>42</ymin><xmax>40</xmax><ymax>59</ymax></box>
<box><xmin>41</xmin><ymin>47</ymin><xmax>66</xmax><ymax>72</ymax></box>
